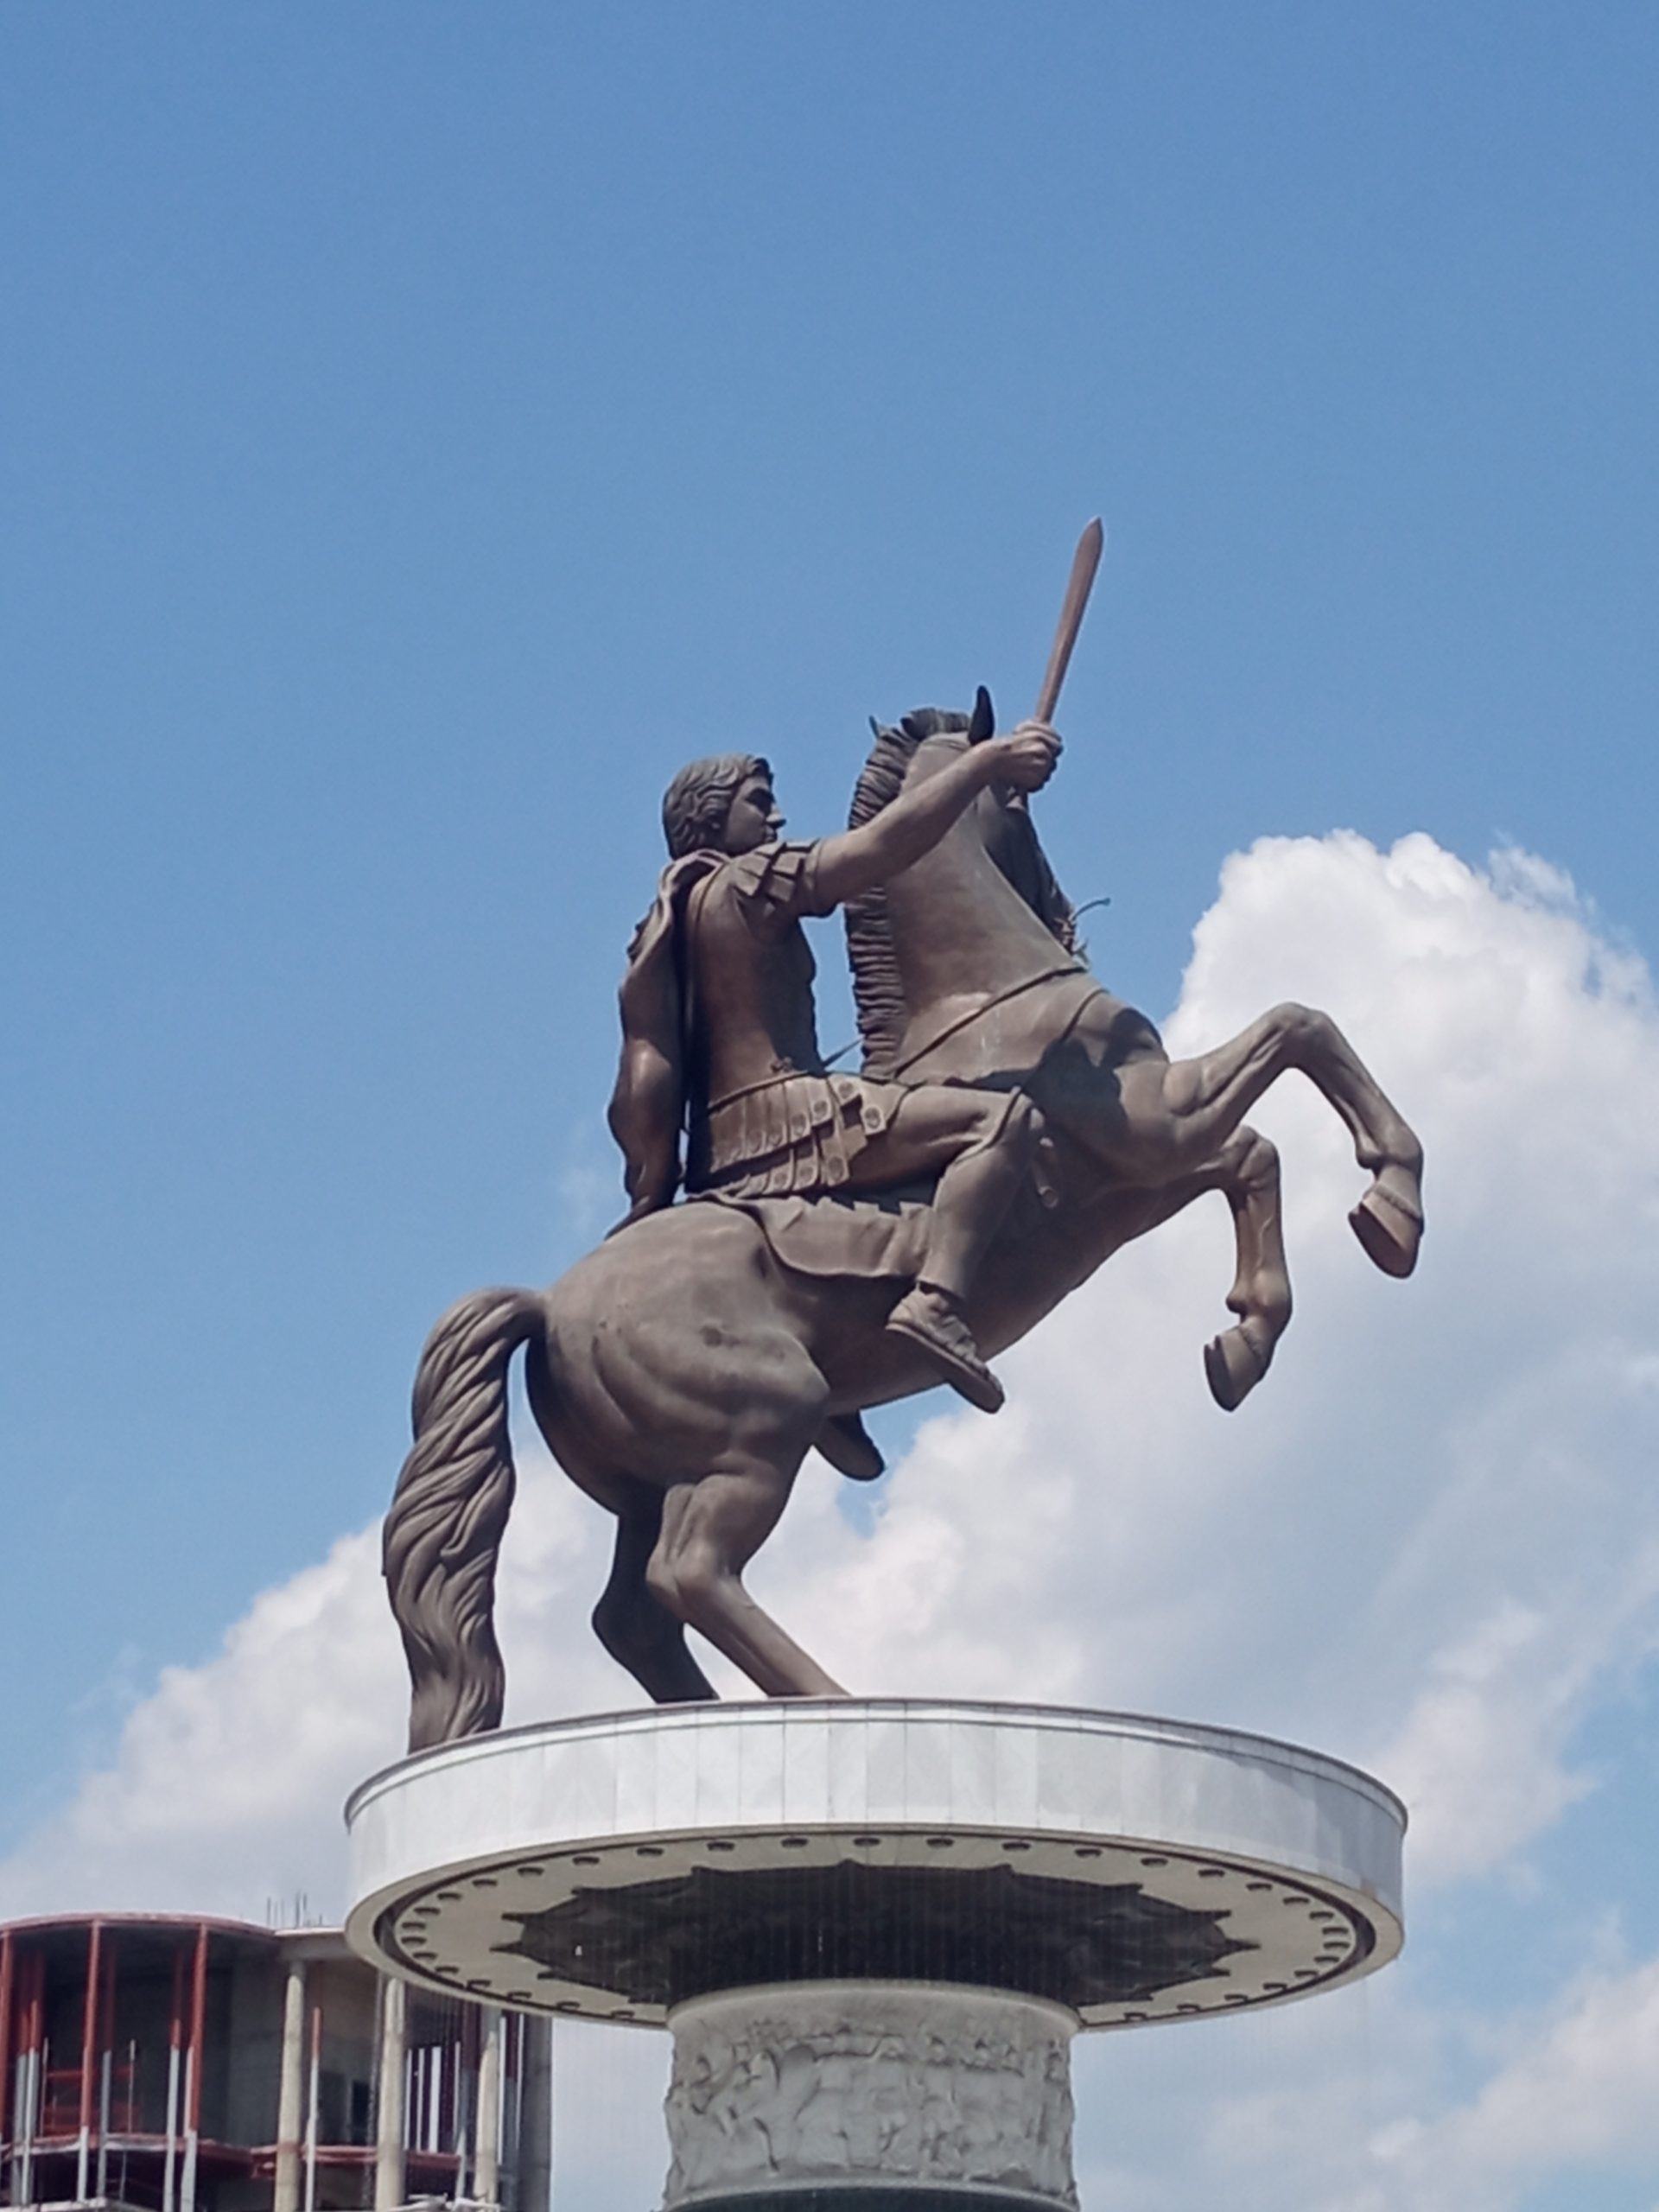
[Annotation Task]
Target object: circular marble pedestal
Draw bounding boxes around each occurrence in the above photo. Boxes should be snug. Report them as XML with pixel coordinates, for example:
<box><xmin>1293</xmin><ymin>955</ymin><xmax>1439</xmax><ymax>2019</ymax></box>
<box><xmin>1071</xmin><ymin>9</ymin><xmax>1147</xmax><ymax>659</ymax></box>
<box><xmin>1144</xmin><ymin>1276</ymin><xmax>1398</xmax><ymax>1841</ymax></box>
<box><xmin>345</xmin><ymin>1700</ymin><xmax>1404</xmax><ymax>2209</ymax></box>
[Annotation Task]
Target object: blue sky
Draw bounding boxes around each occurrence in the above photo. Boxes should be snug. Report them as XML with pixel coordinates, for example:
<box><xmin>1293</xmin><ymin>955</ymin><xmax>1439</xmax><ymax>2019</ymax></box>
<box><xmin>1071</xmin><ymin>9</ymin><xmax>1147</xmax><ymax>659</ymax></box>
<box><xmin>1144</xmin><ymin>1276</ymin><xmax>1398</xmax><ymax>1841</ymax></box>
<box><xmin>3</xmin><ymin>9</ymin><xmax>1657</xmax><ymax>2209</ymax></box>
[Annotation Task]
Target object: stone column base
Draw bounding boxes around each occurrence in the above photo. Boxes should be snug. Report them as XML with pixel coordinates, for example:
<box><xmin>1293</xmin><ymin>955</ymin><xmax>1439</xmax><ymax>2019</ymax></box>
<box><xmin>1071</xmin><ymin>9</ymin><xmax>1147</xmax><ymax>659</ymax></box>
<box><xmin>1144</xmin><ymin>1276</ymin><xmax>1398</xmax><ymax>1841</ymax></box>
<box><xmin>664</xmin><ymin>1983</ymin><xmax>1078</xmax><ymax>2212</ymax></box>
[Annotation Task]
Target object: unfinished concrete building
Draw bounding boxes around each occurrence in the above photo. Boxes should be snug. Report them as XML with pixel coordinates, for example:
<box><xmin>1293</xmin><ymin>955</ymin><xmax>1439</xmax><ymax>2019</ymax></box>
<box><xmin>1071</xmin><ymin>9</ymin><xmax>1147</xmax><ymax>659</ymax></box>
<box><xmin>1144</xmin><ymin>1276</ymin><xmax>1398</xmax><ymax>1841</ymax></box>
<box><xmin>0</xmin><ymin>1914</ymin><xmax>551</xmax><ymax>2212</ymax></box>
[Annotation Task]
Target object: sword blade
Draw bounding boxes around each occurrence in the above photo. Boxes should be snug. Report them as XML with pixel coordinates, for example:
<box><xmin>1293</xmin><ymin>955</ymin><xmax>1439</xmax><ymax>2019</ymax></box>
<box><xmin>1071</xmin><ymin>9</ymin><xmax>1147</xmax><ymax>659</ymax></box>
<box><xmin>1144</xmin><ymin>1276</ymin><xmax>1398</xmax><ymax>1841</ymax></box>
<box><xmin>1033</xmin><ymin>517</ymin><xmax>1104</xmax><ymax>726</ymax></box>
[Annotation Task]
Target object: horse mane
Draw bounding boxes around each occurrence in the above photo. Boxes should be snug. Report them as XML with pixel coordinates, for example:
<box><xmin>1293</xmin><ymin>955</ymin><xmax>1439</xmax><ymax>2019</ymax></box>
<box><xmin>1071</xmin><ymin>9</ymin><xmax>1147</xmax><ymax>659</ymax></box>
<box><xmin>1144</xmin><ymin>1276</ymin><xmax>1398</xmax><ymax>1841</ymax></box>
<box><xmin>845</xmin><ymin>709</ymin><xmax>1079</xmax><ymax>1078</ymax></box>
<box><xmin>844</xmin><ymin>709</ymin><xmax>956</xmax><ymax>1076</ymax></box>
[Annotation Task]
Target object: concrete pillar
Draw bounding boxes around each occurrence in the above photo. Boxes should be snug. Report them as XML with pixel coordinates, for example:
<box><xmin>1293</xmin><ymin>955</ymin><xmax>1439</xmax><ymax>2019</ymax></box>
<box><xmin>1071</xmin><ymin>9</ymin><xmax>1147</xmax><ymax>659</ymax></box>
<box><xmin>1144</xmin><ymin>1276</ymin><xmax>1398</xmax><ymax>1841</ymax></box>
<box><xmin>181</xmin><ymin>1923</ymin><xmax>209</xmax><ymax>2212</ymax></box>
<box><xmin>372</xmin><ymin>1976</ymin><xmax>408</xmax><ymax>2212</ymax></box>
<box><xmin>474</xmin><ymin>2008</ymin><xmax>503</xmax><ymax>2209</ymax></box>
<box><xmin>516</xmin><ymin>2018</ymin><xmax>553</xmax><ymax>2212</ymax></box>
<box><xmin>272</xmin><ymin>1959</ymin><xmax>308</xmax><ymax>2212</ymax></box>
<box><xmin>77</xmin><ymin>1920</ymin><xmax>102</xmax><ymax>2203</ymax></box>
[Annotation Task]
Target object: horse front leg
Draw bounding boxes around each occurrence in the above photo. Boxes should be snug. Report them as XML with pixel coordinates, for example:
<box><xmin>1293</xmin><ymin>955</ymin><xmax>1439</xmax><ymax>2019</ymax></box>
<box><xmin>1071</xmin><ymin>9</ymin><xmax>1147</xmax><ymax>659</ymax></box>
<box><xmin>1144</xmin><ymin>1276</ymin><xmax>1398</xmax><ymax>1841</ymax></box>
<box><xmin>1202</xmin><ymin>1126</ymin><xmax>1293</xmax><ymax>1410</ymax></box>
<box><xmin>1081</xmin><ymin>1128</ymin><xmax>1291</xmax><ymax>1412</ymax></box>
<box><xmin>1118</xmin><ymin>1004</ymin><xmax>1423</xmax><ymax>1278</ymax></box>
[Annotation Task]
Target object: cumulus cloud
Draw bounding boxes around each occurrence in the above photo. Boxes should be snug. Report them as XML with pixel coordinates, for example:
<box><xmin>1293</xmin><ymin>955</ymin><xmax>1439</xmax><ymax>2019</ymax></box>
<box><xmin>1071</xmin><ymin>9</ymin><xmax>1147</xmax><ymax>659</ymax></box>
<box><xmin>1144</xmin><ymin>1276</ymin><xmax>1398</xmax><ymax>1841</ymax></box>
<box><xmin>3</xmin><ymin>830</ymin><xmax>1656</xmax><ymax>2212</ymax></box>
<box><xmin>0</xmin><ymin>1465</ymin><xmax>620</xmax><ymax>1920</ymax></box>
<box><xmin>1426</xmin><ymin>1954</ymin><xmax>1659</xmax><ymax>2193</ymax></box>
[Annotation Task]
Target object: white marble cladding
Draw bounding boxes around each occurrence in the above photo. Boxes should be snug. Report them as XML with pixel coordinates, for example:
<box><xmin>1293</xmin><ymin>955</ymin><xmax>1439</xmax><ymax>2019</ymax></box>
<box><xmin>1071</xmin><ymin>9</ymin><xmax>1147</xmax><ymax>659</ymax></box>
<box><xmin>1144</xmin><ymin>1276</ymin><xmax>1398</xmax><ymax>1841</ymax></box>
<box><xmin>664</xmin><ymin>1983</ymin><xmax>1079</xmax><ymax>2211</ymax></box>
<box><xmin>348</xmin><ymin>1700</ymin><xmax>1403</xmax><ymax>1921</ymax></box>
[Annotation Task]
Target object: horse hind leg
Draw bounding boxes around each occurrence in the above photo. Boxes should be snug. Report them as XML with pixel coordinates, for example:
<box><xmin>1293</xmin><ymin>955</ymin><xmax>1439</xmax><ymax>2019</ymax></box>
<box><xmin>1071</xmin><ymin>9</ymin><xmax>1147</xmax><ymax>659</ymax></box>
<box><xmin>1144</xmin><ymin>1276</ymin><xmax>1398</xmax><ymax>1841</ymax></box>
<box><xmin>1201</xmin><ymin>1127</ymin><xmax>1293</xmax><ymax>1413</ymax></box>
<box><xmin>649</xmin><ymin>1455</ymin><xmax>848</xmax><ymax>1700</ymax></box>
<box><xmin>592</xmin><ymin>1490</ymin><xmax>717</xmax><ymax>1705</ymax></box>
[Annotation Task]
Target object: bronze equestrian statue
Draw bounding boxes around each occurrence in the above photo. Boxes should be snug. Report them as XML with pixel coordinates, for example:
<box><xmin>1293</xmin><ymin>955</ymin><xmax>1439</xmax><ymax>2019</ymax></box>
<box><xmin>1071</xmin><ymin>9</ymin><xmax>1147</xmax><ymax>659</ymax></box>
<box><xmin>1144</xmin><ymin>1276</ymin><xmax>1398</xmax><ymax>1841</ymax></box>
<box><xmin>384</xmin><ymin>679</ymin><xmax>1423</xmax><ymax>1749</ymax></box>
<box><xmin>611</xmin><ymin>724</ymin><xmax>1061</xmax><ymax>1423</ymax></box>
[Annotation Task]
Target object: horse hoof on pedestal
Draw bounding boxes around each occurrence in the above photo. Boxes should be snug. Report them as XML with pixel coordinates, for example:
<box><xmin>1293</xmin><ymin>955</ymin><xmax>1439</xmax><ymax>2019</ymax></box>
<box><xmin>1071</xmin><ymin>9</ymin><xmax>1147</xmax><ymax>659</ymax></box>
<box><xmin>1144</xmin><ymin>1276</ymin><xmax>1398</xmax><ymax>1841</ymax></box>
<box><xmin>1350</xmin><ymin>1176</ymin><xmax>1423</xmax><ymax>1280</ymax></box>
<box><xmin>1205</xmin><ymin>1327</ymin><xmax>1268</xmax><ymax>1413</ymax></box>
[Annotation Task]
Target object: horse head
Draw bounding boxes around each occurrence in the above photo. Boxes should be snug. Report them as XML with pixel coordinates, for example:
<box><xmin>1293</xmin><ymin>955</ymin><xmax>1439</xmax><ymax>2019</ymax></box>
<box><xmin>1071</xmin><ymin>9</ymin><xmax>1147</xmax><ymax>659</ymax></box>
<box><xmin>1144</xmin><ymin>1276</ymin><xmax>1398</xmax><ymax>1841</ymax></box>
<box><xmin>846</xmin><ymin>696</ymin><xmax>1084</xmax><ymax>1080</ymax></box>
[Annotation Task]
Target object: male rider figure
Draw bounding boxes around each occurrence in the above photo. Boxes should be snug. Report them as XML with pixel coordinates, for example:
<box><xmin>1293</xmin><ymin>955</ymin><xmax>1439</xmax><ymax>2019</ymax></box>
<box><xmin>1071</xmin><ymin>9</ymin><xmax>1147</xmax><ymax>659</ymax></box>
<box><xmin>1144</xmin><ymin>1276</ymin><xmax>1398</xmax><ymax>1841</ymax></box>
<box><xmin>608</xmin><ymin>719</ymin><xmax>1059</xmax><ymax>1416</ymax></box>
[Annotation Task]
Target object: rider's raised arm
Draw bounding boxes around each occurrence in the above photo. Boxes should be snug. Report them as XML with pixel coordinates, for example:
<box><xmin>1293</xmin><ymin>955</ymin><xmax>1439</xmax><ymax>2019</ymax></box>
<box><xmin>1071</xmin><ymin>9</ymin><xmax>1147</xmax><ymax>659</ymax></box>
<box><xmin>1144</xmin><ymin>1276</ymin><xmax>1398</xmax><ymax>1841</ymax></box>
<box><xmin>810</xmin><ymin>724</ymin><xmax>1059</xmax><ymax>911</ymax></box>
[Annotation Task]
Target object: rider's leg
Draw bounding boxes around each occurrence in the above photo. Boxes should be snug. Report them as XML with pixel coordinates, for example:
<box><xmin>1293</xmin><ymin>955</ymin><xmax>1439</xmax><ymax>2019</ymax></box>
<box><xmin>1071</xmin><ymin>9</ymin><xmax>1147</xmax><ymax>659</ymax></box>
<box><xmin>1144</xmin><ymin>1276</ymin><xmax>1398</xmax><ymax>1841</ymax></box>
<box><xmin>849</xmin><ymin>1086</ymin><xmax>1041</xmax><ymax>1300</ymax></box>
<box><xmin>1115</xmin><ymin>1004</ymin><xmax>1423</xmax><ymax>1275</ymax></box>
<box><xmin>846</xmin><ymin>1087</ymin><xmax>1041</xmax><ymax>1412</ymax></box>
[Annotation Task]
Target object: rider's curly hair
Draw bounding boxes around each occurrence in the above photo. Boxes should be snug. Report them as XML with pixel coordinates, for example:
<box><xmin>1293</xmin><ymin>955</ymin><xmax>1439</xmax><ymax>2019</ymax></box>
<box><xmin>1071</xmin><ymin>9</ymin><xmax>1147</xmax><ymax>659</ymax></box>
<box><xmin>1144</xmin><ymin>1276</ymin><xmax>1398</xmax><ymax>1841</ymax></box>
<box><xmin>661</xmin><ymin>753</ymin><xmax>770</xmax><ymax>859</ymax></box>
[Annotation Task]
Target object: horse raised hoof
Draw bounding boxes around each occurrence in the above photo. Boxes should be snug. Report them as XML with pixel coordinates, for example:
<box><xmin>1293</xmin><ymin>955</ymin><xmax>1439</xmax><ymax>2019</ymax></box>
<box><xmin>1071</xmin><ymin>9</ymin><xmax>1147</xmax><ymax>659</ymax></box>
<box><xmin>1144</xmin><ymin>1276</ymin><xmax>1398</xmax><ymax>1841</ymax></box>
<box><xmin>1204</xmin><ymin>1325</ymin><xmax>1271</xmax><ymax>1413</ymax></box>
<box><xmin>885</xmin><ymin>1287</ymin><xmax>1006</xmax><ymax>1415</ymax></box>
<box><xmin>1349</xmin><ymin>1172</ymin><xmax>1423</xmax><ymax>1280</ymax></box>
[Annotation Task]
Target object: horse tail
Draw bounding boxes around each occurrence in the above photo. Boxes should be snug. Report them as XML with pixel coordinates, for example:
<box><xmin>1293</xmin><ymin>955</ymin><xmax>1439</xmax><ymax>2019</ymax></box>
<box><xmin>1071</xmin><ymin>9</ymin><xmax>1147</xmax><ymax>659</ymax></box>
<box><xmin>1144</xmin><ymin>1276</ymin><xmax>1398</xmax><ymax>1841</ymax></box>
<box><xmin>383</xmin><ymin>1287</ymin><xmax>544</xmax><ymax>1751</ymax></box>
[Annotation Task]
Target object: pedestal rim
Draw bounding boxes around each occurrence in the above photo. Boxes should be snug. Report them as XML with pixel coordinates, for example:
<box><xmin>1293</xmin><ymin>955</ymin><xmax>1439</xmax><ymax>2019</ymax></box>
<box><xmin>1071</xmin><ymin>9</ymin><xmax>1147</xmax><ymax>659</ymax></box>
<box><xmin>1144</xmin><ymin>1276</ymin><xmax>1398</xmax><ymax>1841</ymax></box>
<box><xmin>346</xmin><ymin>1696</ymin><xmax>1408</xmax><ymax>1830</ymax></box>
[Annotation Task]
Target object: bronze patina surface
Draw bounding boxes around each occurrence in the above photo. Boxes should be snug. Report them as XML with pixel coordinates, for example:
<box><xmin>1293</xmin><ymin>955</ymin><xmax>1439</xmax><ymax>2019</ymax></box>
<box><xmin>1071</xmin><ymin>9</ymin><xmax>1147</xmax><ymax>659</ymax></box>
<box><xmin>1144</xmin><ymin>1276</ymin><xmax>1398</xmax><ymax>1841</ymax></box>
<box><xmin>384</xmin><ymin>531</ymin><xmax>1423</xmax><ymax>1747</ymax></box>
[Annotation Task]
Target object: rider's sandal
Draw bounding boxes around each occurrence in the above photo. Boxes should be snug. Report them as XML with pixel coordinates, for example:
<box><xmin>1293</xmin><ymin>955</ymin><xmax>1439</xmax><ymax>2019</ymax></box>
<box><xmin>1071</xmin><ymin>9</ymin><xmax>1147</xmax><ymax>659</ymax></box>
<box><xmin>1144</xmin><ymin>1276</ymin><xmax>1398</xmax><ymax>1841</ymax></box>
<box><xmin>884</xmin><ymin>1292</ymin><xmax>1007</xmax><ymax>1415</ymax></box>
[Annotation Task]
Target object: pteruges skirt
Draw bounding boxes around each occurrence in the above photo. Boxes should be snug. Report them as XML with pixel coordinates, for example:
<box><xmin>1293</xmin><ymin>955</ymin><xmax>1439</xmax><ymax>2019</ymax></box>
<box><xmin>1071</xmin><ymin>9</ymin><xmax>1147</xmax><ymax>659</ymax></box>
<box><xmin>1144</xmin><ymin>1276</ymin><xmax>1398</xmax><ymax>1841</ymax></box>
<box><xmin>686</xmin><ymin>1071</ymin><xmax>902</xmax><ymax>1199</ymax></box>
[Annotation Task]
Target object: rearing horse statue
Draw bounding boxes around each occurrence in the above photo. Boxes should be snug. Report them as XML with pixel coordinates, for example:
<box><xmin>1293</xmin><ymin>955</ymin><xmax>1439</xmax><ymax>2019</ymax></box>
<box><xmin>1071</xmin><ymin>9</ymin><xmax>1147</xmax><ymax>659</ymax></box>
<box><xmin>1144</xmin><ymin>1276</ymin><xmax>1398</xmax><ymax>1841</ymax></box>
<box><xmin>385</xmin><ymin>709</ymin><xmax>1422</xmax><ymax>1751</ymax></box>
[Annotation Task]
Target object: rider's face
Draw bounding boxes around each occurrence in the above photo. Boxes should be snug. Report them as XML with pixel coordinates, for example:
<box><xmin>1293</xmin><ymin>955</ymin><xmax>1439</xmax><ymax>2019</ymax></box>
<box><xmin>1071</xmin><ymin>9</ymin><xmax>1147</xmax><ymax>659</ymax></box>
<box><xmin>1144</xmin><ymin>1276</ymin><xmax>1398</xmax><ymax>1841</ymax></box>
<box><xmin>722</xmin><ymin>772</ymin><xmax>785</xmax><ymax>855</ymax></box>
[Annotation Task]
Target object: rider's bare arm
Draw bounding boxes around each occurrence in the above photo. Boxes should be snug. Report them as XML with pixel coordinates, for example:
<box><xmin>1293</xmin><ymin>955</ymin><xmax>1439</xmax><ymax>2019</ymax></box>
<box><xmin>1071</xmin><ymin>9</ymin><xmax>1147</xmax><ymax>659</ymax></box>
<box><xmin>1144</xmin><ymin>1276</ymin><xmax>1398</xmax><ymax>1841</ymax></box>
<box><xmin>811</xmin><ymin>722</ymin><xmax>1060</xmax><ymax>909</ymax></box>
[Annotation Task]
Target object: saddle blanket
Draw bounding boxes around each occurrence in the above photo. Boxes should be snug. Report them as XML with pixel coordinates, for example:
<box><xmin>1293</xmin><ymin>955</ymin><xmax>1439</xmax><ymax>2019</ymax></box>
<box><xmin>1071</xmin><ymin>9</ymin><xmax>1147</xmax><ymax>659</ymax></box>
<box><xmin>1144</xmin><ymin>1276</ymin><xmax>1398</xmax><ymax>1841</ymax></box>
<box><xmin>702</xmin><ymin>1187</ymin><xmax>929</xmax><ymax>1284</ymax></box>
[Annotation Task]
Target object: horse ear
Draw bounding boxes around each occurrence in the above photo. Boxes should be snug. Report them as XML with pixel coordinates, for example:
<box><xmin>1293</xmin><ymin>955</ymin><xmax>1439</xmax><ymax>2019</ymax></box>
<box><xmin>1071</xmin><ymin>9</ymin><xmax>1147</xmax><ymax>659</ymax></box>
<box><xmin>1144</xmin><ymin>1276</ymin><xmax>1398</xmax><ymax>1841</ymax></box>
<box><xmin>968</xmin><ymin>685</ymin><xmax>995</xmax><ymax>743</ymax></box>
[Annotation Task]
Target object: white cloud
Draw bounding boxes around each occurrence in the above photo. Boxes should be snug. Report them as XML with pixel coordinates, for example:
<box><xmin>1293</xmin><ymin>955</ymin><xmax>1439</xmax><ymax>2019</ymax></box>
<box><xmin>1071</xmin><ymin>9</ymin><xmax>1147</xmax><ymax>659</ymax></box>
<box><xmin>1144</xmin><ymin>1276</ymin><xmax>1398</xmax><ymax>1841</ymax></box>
<box><xmin>0</xmin><ymin>1525</ymin><xmax>400</xmax><ymax>1920</ymax></box>
<box><xmin>4</xmin><ymin>830</ymin><xmax>1656</xmax><ymax>2211</ymax></box>
<box><xmin>1445</xmin><ymin>1955</ymin><xmax>1659</xmax><ymax>2173</ymax></box>
<box><xmin>1352</xmin><ymin>1951</ymin><xmax>1659</xmax><ymax>2212</ymax></box>
<box><xmin>0</xmin><ymin>1465</ymin><xmax>619</xmax><ymax>1921</ymax></box>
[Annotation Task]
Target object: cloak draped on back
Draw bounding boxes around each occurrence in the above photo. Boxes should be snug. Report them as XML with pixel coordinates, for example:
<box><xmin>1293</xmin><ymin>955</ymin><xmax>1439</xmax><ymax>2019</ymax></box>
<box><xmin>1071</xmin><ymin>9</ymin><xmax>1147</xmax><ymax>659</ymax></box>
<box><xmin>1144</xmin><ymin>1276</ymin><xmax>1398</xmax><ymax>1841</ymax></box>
<box><xmin>607</xmin><ymin>853</ymin><xmax>721</xmax><ymax>1229</ymax></box>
